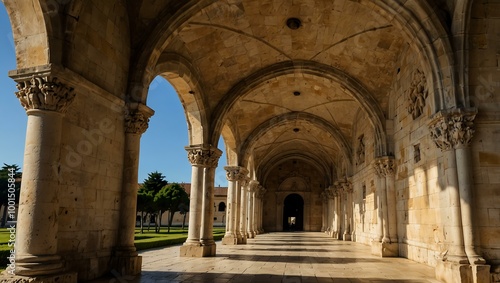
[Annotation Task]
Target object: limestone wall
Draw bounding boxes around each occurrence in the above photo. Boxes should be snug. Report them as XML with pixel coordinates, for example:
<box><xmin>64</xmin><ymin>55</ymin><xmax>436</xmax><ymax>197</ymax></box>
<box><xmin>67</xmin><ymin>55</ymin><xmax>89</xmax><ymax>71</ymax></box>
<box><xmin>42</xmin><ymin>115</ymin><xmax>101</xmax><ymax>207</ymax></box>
<box><xmin>66</xmin><ymin>0</ymin><xmax>130</xmax><ymax>97</ymax></box>
<box><xmin>469</xmin><ymin>0</ymin><xmax>500</xmax><ymax>267</ymax></box>
<box><xmin>351</xmin><ymin>110</ymin><xmax>377</xmax><ymax>245</ymax></box>
<box><xmin>56</xmin><ymin>82</ymin><xmax>126</xmax><ymax>280</ymax></box>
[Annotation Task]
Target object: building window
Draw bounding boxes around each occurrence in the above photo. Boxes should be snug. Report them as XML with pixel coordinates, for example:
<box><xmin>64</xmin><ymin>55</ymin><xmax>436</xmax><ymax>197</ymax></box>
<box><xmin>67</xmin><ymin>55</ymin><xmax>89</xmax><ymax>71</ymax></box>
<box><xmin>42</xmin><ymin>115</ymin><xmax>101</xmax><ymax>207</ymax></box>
<box><xmin>218</xmin><ymin>202</ymin><xmax>226</xmax><ymax>212</ymax></box>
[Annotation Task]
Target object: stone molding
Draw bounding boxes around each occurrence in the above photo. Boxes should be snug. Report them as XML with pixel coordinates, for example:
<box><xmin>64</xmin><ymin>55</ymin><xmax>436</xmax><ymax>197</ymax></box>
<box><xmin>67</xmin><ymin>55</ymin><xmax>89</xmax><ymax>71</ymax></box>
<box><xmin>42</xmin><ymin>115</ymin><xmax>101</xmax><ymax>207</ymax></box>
<box><xmin>185</xmin><ymin>145</ymin><xmax>222</xmax><ymax>167</ymax></box>
<box><xmin>373</xmin><ymin>156</ymin><xmax>396</xmax><ymax>177</ymax></box>
<box><xmin>406</xmin><ymin>69</ymin><xmax>428</xmax><ymax>119</ymax></box>
<box><xmin>428</xmin><ymin>108</ymin><xmax>477</xmax><ymax>151</ymax></box>
<box><xmin>15</xmin><ymin>76</ymin><xmax>75</xmax><ymax>113</ymax></box>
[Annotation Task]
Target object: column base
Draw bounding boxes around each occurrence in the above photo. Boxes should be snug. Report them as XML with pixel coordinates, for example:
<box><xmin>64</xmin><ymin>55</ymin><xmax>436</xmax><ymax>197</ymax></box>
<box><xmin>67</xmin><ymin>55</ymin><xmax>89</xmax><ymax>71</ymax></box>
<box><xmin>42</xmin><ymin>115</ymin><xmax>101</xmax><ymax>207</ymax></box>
<box><xmin>0</xmin><ymin>272</ymin><xmax>77</xmax><ymax>283</ymax></box>
<box><xmin>472</xmin><ymin>264</ymin><xmax>491</xmax><ymax>283</ymax></box>
<box><xmin>110</xmin><ymin>254</ymin><xmax>142</xmax><ymax>276</ymax></box>
<box><xmin>343</xmin><ymin>232</ymin><xmax>351</xmax><ymax>241</ymax></box>
<box><xmin>435</xmin><ymin>260</ymin><xmax>472</xmax><ymax>283</ymax></box>
<box><xmin>179</xmin><ymin>244</ymin><xmax>216</xmax><ymax>257</ymax></box>
<box><xmin>14</xmin><ymin>255</ymin><xmax>64</xmax><ymax>277</ymax></box>
<box><xmin>371</xmin><ymin>241</ymin><xmax>399</xmax><ymax>257</ymax></box>
<box><xmin>237</xmin><ymin>235</ymin><xmax>247</xmax><ymax>244</ymax></box>
<box><xmin>222</xmin><ymin>235</ymin><xmax>238</xmax><ymax>245</ymax></box>
<box><xmin>247</xmin><ymin>231</ymin><xmax>255</xmax><ymax>239</ymax></box>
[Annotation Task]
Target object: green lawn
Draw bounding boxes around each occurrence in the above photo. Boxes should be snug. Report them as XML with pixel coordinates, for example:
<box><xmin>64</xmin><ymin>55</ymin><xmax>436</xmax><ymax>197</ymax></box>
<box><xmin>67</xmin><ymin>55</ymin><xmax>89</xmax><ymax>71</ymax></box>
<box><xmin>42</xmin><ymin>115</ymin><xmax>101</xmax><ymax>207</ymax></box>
<box><xmin>134</xmin><ymin>227</ymin><xmax>226</xmax><ymax>250</ymax></box>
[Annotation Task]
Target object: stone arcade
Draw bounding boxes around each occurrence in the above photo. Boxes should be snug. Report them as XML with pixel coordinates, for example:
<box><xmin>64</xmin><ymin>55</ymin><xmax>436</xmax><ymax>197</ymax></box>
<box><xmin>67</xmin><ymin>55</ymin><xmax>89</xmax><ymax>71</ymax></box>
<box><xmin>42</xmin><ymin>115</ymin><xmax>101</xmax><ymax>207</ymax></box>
<box><xmin>2</xmin><ymin>1</ymin><xmax>499</xmax><ymax>282</ymax></box>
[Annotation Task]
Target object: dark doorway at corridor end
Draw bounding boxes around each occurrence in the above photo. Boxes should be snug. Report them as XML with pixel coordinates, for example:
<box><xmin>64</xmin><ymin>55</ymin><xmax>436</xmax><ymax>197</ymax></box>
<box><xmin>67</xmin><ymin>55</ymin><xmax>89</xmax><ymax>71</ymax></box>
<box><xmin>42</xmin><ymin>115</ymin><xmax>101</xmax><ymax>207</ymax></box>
<box><xmin>283</xmin><ymin>193</ymin><xmax>304</xmax><ymax>231</ymax></box>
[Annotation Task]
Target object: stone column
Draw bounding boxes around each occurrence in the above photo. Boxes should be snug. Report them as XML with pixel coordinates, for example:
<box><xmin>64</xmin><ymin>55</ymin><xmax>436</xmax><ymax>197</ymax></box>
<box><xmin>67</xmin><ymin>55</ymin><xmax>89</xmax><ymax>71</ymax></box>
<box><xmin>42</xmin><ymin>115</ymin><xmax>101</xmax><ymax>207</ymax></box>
<box><xmin>326</xmin><ymin>187</ymin><xmax>335</xmax><ymax>237</ymax></box>
<box><xmin>341</xmin><ymin>180</ymin><xmax>353</xmax><ymax>241</ymax></box>
<box><xmin>429</xmin><ymin>109</ymin><xmax>489</xmax><ymax>282</ymax></box>
<box><xmin>238</xmin><ymin>178</ymin><xmax>249</xmax><ymax>244</ymax></box>
<box><xmin>257</xmin><ymin>185</ymin><xmax>266</xmax><ymax>233</ymax></box>
<box><xmin>199</xmin><ymin>146</ymin><xmax>221</xmax><ymax>256</ymax></box>
<box><xmin>113</xmin><ymin>105</ymin><xmax>153</xmax><ymax>275</ymax></box>
<box><xmin>320</xmin><ymin>191</ymin><xmax>328</xmax><ymax>232</ymax></box>
<box><xmin>246</xmin><ymin>180</ymin><xmax>258</xmax><ymax>238</ymax></box>
<box><xmin>333</xmin><ymin>183</ymin><xmax>341</xmax><ymax>239</ymax></box>
<box><xmin>180</xmin><ymin>145</ymin><xmax>220</xmax><ymax>257</ymax></box>
<box><xmin>371</xmin><ymin>157</ymin><xmax>398</xmax><ymax>257</ymax></box>
<box><xmin>12</xmin><ymin>74</ymin><xmax>76</xmax><ymax>278</ymax></box>
<box><xmin>222</xmin><ymin>166</ymin><xmax>242</xmax><ymax>245</ymax></box>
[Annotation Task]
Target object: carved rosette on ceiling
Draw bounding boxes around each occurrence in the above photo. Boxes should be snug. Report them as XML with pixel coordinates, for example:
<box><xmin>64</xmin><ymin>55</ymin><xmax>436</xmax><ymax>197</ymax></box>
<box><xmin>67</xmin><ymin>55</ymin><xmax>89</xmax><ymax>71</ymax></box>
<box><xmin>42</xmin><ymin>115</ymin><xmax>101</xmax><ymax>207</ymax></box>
<box><xmin>428</xmin><ymin>108</ymin><xmax>477</xmax><ymax>151</ymax></box>
<box><xmin>373</xmin><ymin>156</ymin><xmax>395</xmax><ymax>177</ymax></box>
<box><xmin>186</xmin><ymin>145</ymin><xmax>222</xmax><ymax>167</ymax></box>
<box><xmin>15</xmin><ymin>76</ymin><xmax>75</xmax><ymax>113</ymax></box>
<box><xmin>125</xmin><ymin>110</ymin><xmax>150</xmax><ymax>134</ymax></box>
<box><xmin>406</xmin><ymin>69</ymin><xmax>428</xmax><ymax>119</ymax></box>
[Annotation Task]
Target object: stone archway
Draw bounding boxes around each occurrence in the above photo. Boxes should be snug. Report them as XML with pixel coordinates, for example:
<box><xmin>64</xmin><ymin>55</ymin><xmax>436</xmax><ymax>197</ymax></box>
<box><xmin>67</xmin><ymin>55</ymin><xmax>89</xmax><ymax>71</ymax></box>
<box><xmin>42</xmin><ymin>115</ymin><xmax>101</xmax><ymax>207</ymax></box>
<box><xmin>283</xmin><ymin>194</ymin><xmax>304</xmax><ymax>231</ymax></box>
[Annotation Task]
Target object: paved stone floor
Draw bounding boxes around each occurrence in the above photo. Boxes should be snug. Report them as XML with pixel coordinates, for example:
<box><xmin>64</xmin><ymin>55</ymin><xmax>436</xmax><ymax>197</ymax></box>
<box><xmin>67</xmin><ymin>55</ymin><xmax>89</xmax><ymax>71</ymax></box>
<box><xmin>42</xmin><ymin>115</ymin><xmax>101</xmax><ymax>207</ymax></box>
<box><xmin>97</xmin><ymin>232</ymin><xmax>440</xmax><ymax>283</ymax></box>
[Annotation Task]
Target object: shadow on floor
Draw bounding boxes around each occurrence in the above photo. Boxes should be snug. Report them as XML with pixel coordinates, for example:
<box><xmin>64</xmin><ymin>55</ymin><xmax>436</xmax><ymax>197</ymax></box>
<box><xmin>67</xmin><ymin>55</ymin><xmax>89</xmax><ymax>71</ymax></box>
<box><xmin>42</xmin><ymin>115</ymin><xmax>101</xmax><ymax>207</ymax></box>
<box><xmin>92</xmin><ymin>271</ymin><xmax>433</xmax><ymax>283</ymax></box>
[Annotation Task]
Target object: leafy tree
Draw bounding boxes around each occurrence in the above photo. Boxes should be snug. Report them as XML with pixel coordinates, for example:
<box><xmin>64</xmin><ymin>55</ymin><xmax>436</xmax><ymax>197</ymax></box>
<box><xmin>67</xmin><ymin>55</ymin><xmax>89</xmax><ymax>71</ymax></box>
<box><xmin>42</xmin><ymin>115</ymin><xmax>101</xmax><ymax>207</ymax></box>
<box><xmin>137</xmin><ymin>171</ymin><xmax>167</xmax><ymax>233</ymax></box>
<box><xmin>0</xmin><ymin>164</ymin><xmax>21</xmax><ymax>227</ymax></box>
<box><xmin>154</xmin><ymin>183</ymin><xmax>189</xmax><ymax>233</ymax></box>
<box><xmin>136</xmin><ymin>188</ymin><xmax>154</xmax><ymax>233</ymax></box>
<box><xmin>179</xmin><ymin>201</ymin><xmax>190</xmax><ymax>230</ymax></box>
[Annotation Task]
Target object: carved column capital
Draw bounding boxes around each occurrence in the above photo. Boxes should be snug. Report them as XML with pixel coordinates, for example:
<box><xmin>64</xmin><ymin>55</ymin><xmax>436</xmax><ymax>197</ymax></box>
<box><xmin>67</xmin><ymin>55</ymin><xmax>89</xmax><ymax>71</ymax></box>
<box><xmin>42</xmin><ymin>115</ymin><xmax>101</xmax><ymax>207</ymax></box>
<box><xmin>257</xmin><ymin>185</ymin><xmax>267</xmax><ymax>198</ymax></box>
<box><xmin>224</xmin><ymin>166</ymin><xmax>245</xmax><ymax>181</ymax></box>
<box><xmin>325</xmin><ymin>187</ymin><xmax>335</xmax><ymax>199</ymax></box>
<box><xmin>15</xmin><ymin>76</ymin><xmax>75</xmax><ymax>113</ymax></box>
<box><xmin>248</xmin><ymin>180</ymin><xmax>259</xmax><ymax>192</ymax></box>
<box><xmin>320</xmin><ymin>191</ymin><xmax>329</xmax><ymax>203</ymax></box>
<box><xmin>185</xmin><ymin>145</ymin><xmax>222</xmax><ymax>167</ymax></box>
<box><xmin>373</xmin><ymin>156</ymin><xmax>395</xmax><ymax>177</ymax></box>
<box><xmin>428</xmin><ymin>108</ymin><xmax>477</xmax><ymax>151</ymax></box>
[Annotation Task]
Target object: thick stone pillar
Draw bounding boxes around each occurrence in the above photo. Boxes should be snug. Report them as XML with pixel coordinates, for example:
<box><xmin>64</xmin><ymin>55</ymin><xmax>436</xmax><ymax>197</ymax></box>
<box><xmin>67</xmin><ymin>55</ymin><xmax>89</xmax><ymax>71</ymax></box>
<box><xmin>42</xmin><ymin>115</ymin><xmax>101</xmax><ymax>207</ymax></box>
<box><xmin>222</xmin><ymin>166</ymin><xmax>242</xmax><ymax>245</ymax></box>
<box><xmin>112</xmin><ymin>105</ymin><xmax>153</xmax><ymax>275</ymax></box>
<box><xmin>180</xmin><ymin>145</ymin><xmax>220</xmax><ymax>257</ymax></box>
<box><xmin>238</xmin><ymin>178</ymin><xmax>249</xmax><ymax>244</ymax></box>
<box><xmin>10</xmin><ymin>73</ymin><xmax>77</xmax><ymax>280</ymax></box>
<box><xmin>429</xmin><ymin>109</ymin><xmax>489</xmax><ymax>283</ymax></box>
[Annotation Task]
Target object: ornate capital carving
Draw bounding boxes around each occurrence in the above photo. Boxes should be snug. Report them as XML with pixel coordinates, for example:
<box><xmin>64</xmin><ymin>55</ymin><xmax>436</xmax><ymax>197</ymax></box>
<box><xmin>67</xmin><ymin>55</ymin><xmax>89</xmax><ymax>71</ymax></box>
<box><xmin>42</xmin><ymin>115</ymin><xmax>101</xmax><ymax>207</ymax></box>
<box><xmin>406</xmin><ymin>69</ymin><xmax>428</xmax><ymax>119</ymax></box>
<box><xmin>373</xmin><ymin>156</ymin><xmax>395</xmax><ymax>177</ymax></box>
<box><xmin>325</xmin><ymin>186</ymin><xmax>335</xmax><ymax>199</ymax></box>
<box><xmin>125</xmin><ymin>111</ymin><xmax>149</xmax><ymax>134</ymax></box>
<box><xmin>224</xmin><ymin>166</ymin><xmax>249</xmax><ymax>182</ymax></box>
<box><xmin>257</xmin><ymin>185</ymin><xmax>267</xmax><ymax>198</ymax></box>
<box><xmin>248</xmin><ymin>180</ymin><xmax>259</xmax><ymax>192</ymax></box>
<box><xmin>428</xmin><ymin>108</ymin><xmax>477</xmax><ymax>151</ymax></box>
<box><xmin>185</xmin><ymin>145</ymin><xmax>222</xmax><ymax>167</ymax></box>
<box><xmin>15</xmin><ymin>76</ymin><xmax>75</xmax><ymax>113</ymax></box>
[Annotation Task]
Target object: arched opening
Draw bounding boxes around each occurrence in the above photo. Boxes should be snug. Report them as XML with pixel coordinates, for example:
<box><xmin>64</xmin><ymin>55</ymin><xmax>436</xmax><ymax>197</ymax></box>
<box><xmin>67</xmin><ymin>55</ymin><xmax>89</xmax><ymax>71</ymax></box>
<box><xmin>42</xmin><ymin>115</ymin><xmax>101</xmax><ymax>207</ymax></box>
<box><xmin>283</xmin><ymin>193</ymin><xmax>304</xmax><ymax>231</ymax></box>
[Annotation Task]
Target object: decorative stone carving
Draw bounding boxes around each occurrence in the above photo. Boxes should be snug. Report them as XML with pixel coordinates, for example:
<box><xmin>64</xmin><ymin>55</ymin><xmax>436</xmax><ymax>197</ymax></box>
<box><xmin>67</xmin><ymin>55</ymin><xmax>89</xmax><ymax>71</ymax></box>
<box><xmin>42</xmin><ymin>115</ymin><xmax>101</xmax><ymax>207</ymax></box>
<box><xmin>406</xmin><ymin>69</ymin><xmax>428</xmax><ymax>119</ymax></box>
<box><xmin>248</xmin><ymin>180</ymin><xmax>259</xmax><ymax>192</ymax></box>
<box><xmin>320</xmin><ymin>191</ymin><xmax>328</xmax><ymax>203</ymax></box>
<box><xmin>125</xmin><ymin>110</ymin><xmax>150</xmax><ymax>134</ymax></box>
<box><xmin>185</xmin><ymin>145</ymin><xmax>222</xmax><ymax>167</ymax></box>
<box><xmin>257</xmin><ymin>185</ymin><xmax>267</xmax><ymax>198</ymax></box>
<box><xmin>414</xmin><ymin>144</ymin><xmax>421</xmax><ymax>163</ymax></box>
<box><xmin>224</xmin><ymin>166</ymin><xmax>248</xmax><ymax>181</ymax></box>
<box><xmin>15</xmin><ymin>76</ymin><xmax>75</xmax><ymax>113</ymax></box>
<box><xmin>356</xmin><ymin>135</ymin><xmax>365</xmax><ymax>165</ymax></box>
<box><xmin>373</xmin><ymin>157</ymin><xmax>395</xmax><ymax>177</ymax></box>
<box><xmin>428</xmin><ymin>108</ymin><xmax>477</xmax><ymax>151</ymax></box>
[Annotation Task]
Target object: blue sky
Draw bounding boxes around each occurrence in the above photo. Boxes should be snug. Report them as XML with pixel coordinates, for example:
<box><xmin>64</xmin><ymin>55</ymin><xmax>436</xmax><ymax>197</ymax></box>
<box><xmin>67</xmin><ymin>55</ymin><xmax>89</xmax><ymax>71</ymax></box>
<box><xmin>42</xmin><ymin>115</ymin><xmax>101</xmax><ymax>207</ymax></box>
<box><xmin>0</xmin><ymin>4</ymin><xmax>228</xmax><ymax>187</ymax></box>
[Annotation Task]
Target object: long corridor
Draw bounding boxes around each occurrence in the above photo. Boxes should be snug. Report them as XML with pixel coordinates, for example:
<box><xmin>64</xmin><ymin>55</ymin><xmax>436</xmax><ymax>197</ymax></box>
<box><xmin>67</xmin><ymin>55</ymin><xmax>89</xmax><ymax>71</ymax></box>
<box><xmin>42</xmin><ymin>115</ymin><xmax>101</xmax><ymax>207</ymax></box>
<box><xmin>97</xmin><ymin>232</ymin><xmax>440</xmax><ymax>283</ymax></box>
